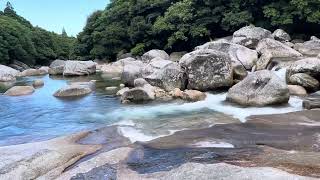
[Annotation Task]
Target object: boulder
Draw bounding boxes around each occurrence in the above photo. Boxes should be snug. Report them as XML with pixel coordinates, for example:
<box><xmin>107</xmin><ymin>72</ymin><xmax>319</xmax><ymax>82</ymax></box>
<box><xmin>180</xmin><ymin>49</ymin><xmax>233</xmax><ymax>91</ymax></box>
<box><xmin>183</xmin><ymin>90</ymin><xmax>207</xmax><ymax>102</ymax></box>
<box><xmin>105</xmin><ymin>86</ymin><xmax>119</xmax><ymax>95</ymax></box>
<box><xmin>121</xmin><ymin>63</ymin><xmax>144</xmax><ymax>87</ymax></box>
<box><xmin>4</xmin><ymin>86</ymin><xmax>35</xmax><ymax>96</ymax></box>
<box><xmin>49</xmin><ymin>60</ymin><xmax>66</xmax><ymax>75</ymax></box>
<box><xmin>142</xmin><ymin>57</ymin><xmax>173</xmax><ymax>76</ymax></box>
<box><xmin>63</xmin><ymin>61</ymin><xmax>96</xmax><ymax>76</ymax></box>
<box><xmin>144</xmin><ymin>62</ymin><xmax>186</xmax><ymax>91</ymax></box>
<box><xmin>294</xmin><ymin>36</ymin><xmax>320</xmax><ymax>56</ymax></box>
<box><xmin>121</xmin><ymin>84</ymin><xmax>155</xmax><ymax>103</ymax></box>
<box><xmin>116</xmin><ymin>87</ymin><xmax>130</xmax><ymax>96</ymax></box>
<box><xmin>195</xmin><ymin>39</ymin><xmax>258</xmax><ymax>70</ymax></box>
<box><xmin>141</xmin><ymin>49</ymin><xmax>170</xmax><ymax>63</ymax></box>
<box><xmin>232</xmin><ymin>25</ymin><xmax>273</xmax><ymax>49</ymax></box>
<box><xmin>287</xmin><ymin>57</ymin><xmax>320</xmax><ymax>79</ymax></box>
<box><xmin>288</xmin><ymin>85</ymin><xmax>307</xmax><ymax>96</ymax></box>
<box><xmin>233</xmin><ymin>65</ymin><xmax>248</xmax><ymax>81</ymax></box>
<box><xmin>227</xmin><ymin>70</ymin><xmax>290</xmax><ymax>106</ymax></box>
<box><xmin>272</xmin><ymin>29</ymin><xmax>291</xmax><ymax>42</ymax></box>
<box><xmin>54</xmin><ymin>85</ymin><xmax>92</xmax><ymax>97</ymax></box>
<box><xmin>134</xmin><ymin>78</ymin><xmax>149</xmax><ymax>87</ymax></box>
<box><xmin>20</xmin><ymin>68</ymin><xmax>47</xmax><ymax>76</ymax></box>
<box><xmin>39</xmin><ymin>66</ymin><xmax>50</xmax><ymax>74</ymax></box>
<box><xmin>32</xmin><ymin>79</ymin><xmax>44</xmax><ymax>88</ymax></box>
<box><xmin>289</xmin><ymin>73</ymin><xmax>319</xmax><ymax>91</ymax></box>
<box><xmin>170</xmin><ymin>52</ymin><xmax>187</xmax><ymax>62</ymax></box>
<box><xmin>256</xmin><ymin>38</ymin><xmax>302</xmax><ymax>70</ymax></box>
<box><xmin>0</xmin><ymin>65</ymin><xmax>19</xmax><ymax>81</ymax></box>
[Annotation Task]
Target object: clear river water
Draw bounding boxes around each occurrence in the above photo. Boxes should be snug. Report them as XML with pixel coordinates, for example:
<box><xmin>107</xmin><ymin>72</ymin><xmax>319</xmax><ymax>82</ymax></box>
<box><xmin>0</xmin><ymin>73</ymin><xmax>303</xmax><ymax>146</ymax></box>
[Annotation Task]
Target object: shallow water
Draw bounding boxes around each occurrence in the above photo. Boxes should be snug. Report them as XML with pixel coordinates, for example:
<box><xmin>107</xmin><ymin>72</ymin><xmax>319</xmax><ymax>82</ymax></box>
<box><xmin>0</xmin><ymin>74</ymin><xmax>303</xmax><ymax>146</ymax></box>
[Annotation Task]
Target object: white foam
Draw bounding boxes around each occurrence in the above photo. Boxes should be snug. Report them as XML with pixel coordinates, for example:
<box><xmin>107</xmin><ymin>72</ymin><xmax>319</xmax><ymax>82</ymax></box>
<box><xmin>191</xmin><ymin>140</ymin><xmax>234</xmax><ymax>148</ymax></box>
<box><xmin>117</xmin><ymin>126</ymin><xmax>166</xmax><ymax>143</ymax></box>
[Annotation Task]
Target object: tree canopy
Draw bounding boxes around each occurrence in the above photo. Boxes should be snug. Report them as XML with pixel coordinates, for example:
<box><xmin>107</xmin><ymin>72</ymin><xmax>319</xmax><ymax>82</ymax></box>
<box><xmin>0</xmin><ymin>2</ymin><xmax>75</xmax><ymax>66</ymax></box>
<box><xmin>75</xmin><ymin>0</ymin><xmax>320</xmax><ymax>61</ymax></box>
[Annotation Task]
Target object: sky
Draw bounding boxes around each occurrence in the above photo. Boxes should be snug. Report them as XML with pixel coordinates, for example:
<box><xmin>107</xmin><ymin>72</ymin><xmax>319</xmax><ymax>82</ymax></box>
<box><xmin>0</xmin><ymin>0</ymin><xmax>109</xmax><ymax>36</ymax></box>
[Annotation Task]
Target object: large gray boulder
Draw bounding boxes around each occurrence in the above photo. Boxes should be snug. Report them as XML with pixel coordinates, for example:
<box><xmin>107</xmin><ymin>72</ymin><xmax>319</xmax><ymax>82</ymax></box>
<box><xmin>287</xmin><ymin>57</ymin><xmax>320</xmax><ymax>78</ymax></box>
<box><xmin>141</xmin><ymin>49</ymin><xmax>170</xmax><ymax>63</ymax></box>
<box><xmin>142</xmin><ymin>57</ymin><xmax>173</xmax><ymax>76</ymax></box>
<box><xmin>63</xmin><ymin>61</ymin><xmax>96</xmax><ymax>76</ymax></box>
<box><xmin>272</xmin><ymin>29</ymin><xmax>291</xmax><ymax>42</ymax></box>
<box><xmin>294</xmin><ymin>36</ymin><xmax>320</xmax><ymax>56</ymax></box>
<box><xmin>180</xmin><ymin>49</ymin><xmax>233</xmax><ymax>91</ymax></box>
<box><xmin>144</xmin><ymin>60</ymin><xmax>186</xmax><ymax>91</ymax></box>
<box><xmin>49</xmin><ymin>60</ymin><xmax>66</xmax><ymax>75</ymax></box>
<box><xmin>227</xmin><ymin>70</ymin><xmax>289</xmax><ymax>106</ymax></box>
<box><xmin>4</xmin><ymin>86</ymin><xmax>35</xmax><ymax>96</ymax></box>
<box><xmin>232</xmin><ymin>25</ymin><xmax>273</xmax><ymax>49</ymax></box>
<box><xmin>195</xmin><ymin>39</ymin><xmax>258</xmax><ymax>70</ymax></box>
<box><xmin>256</xmin><ymin>38</ymin><xmax>302</xmax><ymax>70</ymax></box>
<box><xmin>121</xmin><ymin>62</ymin><xmax>145</xmax><ymax>87</ymax></box>
<box><xmin>0</xmin><ymin>65</ymin><xmax>19</xmax><ymax>81</ymax></box>
<box><xmin>53</xmin><ymin>85</ymin><xmax>92</xmax><ymax>97</ymax></box>
<box><xmin>289</xmin><ymin>73</ymin><xmax>319</xmax><ymax>91</ymax></box>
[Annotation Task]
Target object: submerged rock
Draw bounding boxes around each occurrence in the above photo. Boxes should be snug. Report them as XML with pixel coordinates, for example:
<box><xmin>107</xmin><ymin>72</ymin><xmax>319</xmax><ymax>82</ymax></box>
<box><xmin>289</xmin><ymin>73</ymin><xmax>319</xmax><ymax>91</ymax></box>
<box><xmin>54</xmin><ymin>85</ymin><xmax>92</xmax><ymax>97</ymax></box>
<box><xmin>180</xmin><ymin>49</ymin><xmax>233</xmax><ymax>91</ymax></box>
<box><xmin>232</xmin><ymin>25</ymin><xmax>273</xmax><ymax>49</ymax></box>
<box><xmin>227</xmin><ymin>70</ymin><xmax>289</xmax><ymax>106</ymax></box>
<box><xmin>49</xmin><ymin>59</ymin><xmax>66</xmax><ymax>75</ymax></box>
<box><xmin>32</xmin><ymin>79</ymin><xmax>44</xmax><ymax>88</ymax></box>
<box><xmin>196</xmin><ymin>39</ymin><xmax>258</xmax><ymax>70</ymax></box>
<box><xmin>63</xmin><ymin>60</ymin><xmax>96</xmax><ymax>76</ymax></box>
<box><xmin>4</xmin><ymin>86</ymin><xmax>35</xmax><ymax>96</ymax></box>
<box><xmin>141</xmin><ymin>49</ymin><xmax>170</xmax><ymax>63</ymax></box>
<box><xmin>0</xmin><ymin>65</ymin><xmax>20</xmax><ymax>82</ymax></box>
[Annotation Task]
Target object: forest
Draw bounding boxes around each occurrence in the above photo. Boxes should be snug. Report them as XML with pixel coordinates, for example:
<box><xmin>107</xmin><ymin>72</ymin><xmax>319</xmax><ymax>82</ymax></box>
<box><xmin>0</xmin><ymin>2</ymin><xmax>75</xmax><ymax>66</ymax></box>
<box><xmin>75</xmin><ymin>0</ymin><xmax>320</xmax><ymax>61</ymax></box>
<box><xmin>1</xmin><ymin>0</ymin><xmax>320</xmax><ymax>64</ymax></box>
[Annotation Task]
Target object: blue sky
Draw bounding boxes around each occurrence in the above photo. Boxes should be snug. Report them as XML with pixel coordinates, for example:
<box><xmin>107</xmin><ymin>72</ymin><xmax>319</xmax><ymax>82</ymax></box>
<box><xmin>0</xmin><ymin>0</ymin><xmax>109</xmax><ymax>36</ymax></box>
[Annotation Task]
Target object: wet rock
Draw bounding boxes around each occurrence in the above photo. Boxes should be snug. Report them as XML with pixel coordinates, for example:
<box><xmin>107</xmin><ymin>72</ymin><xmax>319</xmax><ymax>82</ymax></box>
<box><xmin>302</xmin><ymin>91</ymin><xmax>320</xmax><ymax>109</ymax></box>
<box><xmin>287</xmin><ymin>57</ymin><xmax>320</xmax><ymax>79</ymax></box>
<box><xmin>0</xmin><ymin>65</ymin><xmax>19</xmax><ymax>81</ymax></box>
<box><xmin>70</xmin><ymin>164</ymin><xmax>117</xmax><ymax>180</ymax></box>
<box><xmin>63</xmin><ymin>60</ymin><xmax>96</xmax><ymax>76</ymax></box>
<box><xmin>141</xmin><ymin>49</ymin><xmax>170</xmax><ymax>63</ymax></box>
<box><xmin>256</xmin><ymin>38</ymin><xmax>302</xmax><ymax>70</ymax></box>
<box><xmin>180</xmin><ymin>49</ymin><xmax>233</xmax><ymax>91</ymax></box>
<box><xmin>232</xmin><ymin>25</ymin><xmax>273</xmax><ymax>49</ymax></box>
<box><xmin>289</xmin><ymin>73</ymin><xmax>319</xmax><ymax>91</ymax></box>
<box><xmin>32</xmin><ymin>79</ymin><xmax>44</xmax><ymax>88</ymax></box>
<box><xmin>273</xmin><ymin>29</ymin><xmax>291</xmax><ymax>42</ymax></box>
<box><xmin>294</xmin><ymin>36</ymin><xmax>320</xmax><ymax>56</ymax></box>
<box><xmin>121</xmin><ymin>84</ymin><xmax>155</xmax><ymax>103</ymax></box>
<box><xmin>116</xmin><ymin>87</ymin><xmax>130</xmax><ymax>96</ymax></box>
<box><xmin>287</xmin><ymin>85</ymin><xmax>307</xmax><ymax>96</ymax></box>
<box><xmin>54</xmin><ymin>85</ymin><xmax>92</xmax><ymax>97</ymax></box>
<box><xmin>0</xmin><ymin>132</ymin><xmax>100</xmax><ymax>180</ymax></box>
<box><xmin>196</xmin><ymin>39</ymin><xmax>258</xmax><ymax>70</ymax></box>
<box><xmin>227</xmin><ymin>70</ymin><xmax>289</xmax><ymax>106</ymax></box>
<box><xmin>49</xmin><ymin>59</ymin><xmax>66</xmax><ymax>75</ymax></box>
<box><xmin>4</xmin><ymin>86</ymin><xmax>35</xmax><ymax>96</ymax></box>
<box><xmin>183</xmin><ymin>90</ymin><xmax>206</xmax><ymax>102</ymax></box>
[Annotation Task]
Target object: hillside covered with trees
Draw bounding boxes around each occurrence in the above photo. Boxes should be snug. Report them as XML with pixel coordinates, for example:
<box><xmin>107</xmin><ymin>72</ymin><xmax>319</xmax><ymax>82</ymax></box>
<box><xmin>75</xmin><ymin>0</ymin><xmax>320</xmax><ymax>61</ymax></box>
<box><xmin>0</xmin><ymin>2</ymin><xmax>75</xmax><ymax>66</ymax></box>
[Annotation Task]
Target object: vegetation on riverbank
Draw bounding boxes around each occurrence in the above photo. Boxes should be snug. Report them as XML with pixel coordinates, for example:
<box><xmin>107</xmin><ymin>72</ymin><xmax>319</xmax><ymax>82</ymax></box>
<box><xmin>75</xmin><ymin>0</ymin><xmax>320</xmax><ymax>60</ymax></box>
<box><xmin>0</xmin><ymin>2</ymin><xmax>76</xmax><ymax>66</ymax></box>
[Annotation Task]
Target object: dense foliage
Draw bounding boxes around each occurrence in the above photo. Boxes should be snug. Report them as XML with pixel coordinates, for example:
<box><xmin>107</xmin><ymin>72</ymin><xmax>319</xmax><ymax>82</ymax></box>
<box><xmin>75</xmin><ymin>0</ymin><xmax>320</xmax><ymax>61</ymax></box>
<box><xmin>0</xmin><ymin>2</ymin><xmax>75</xmax><ymax>65</ymax></box>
